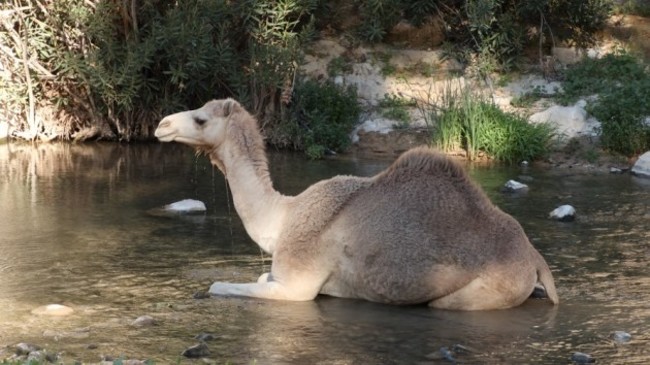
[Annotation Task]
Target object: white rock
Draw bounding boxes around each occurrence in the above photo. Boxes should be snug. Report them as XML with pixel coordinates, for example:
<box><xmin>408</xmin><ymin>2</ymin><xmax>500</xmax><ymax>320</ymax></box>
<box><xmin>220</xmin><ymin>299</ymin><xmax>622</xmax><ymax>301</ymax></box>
<box><xmin>31</xmin><ymin>304</ymin><xmax>74</xmax><ymax>316</ymax></box>
<box><xmin>164</xmin><ymin>199</ymin><xmax>206</xmax><ymax>212</ymax></box>
<box><xmin>611</xmin><ymin>331</ymin><xmax>632</xmax><ymax>343</ymax></box>
<box><xmin>631</xmin><ymin>151</ymin><xmax>650</xmax><ymax>178</ymax></box>
<box><xmin>0</xmin><ymin>121</ymin><xmax>9</xmax><ymax>140</ymax></box>
<box><xmin>503</xmin><ymin>180</ymin><xmax>528</xmax><ymax>192</ymax></box>
<box><xmin>549</xmin><ymin>205</ymin><xmax>576</xmax><ymax>221</ymax></box>
<box><xmin>131</xmin><ymin>315</ymin><xmax>156</xmax><ymax>327</ymax></box>
<box><xmin>529</xmin><ymin>105</ymin><xmax>599</xmax><ymax>140</ymax></box>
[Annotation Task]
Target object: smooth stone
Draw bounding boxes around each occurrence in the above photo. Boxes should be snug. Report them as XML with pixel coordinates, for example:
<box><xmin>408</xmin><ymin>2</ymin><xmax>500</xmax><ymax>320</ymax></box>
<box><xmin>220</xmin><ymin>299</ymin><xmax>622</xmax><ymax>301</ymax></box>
<box><xmin>16</xmin><ymin>343</ymin><xmax>42</xmax><ymax>356</ymax></box>
<box><xmin>611</xmin><ymin>331</ymin><xmax>632</xmax><ymax>343</ymax></box>
<box><xmin>502</xmin><ymin>180</ymin><xmax>529</xmax><ymax>192</ymax></box>
<box><xmin>609</xmin><ymin>167</ymin><xmax>623</xmax><ymax>174</ymax></box>
<box><xmin>165</xmin><ymin>199</ymin><xmax>206</xmax><ymax>212</ymax></box>
<box><xmin>571</xmin><ymin>352</ymin><xmax>595</xmax><ymax>363</ymax></box>
<box><xmin>182</xmin><ymin>342</ymin><xmax>210</xmax><ymax>358</ymax></box>
<box><xmin>195</xmin><ymin>333</ymin><xmax>217</xmax><ymax>341</ymax></box>
<box><xmin>31</xmin><ymin>304</ymin><xmax>74</xmax><ymax>316</ymax></box>
<box><xmin>631</xmin><ymin>151</ymin><xmax>650</xmax><ymax>178</ymax></box>
<box><xmin>549</xmin><ymin>205</ymin><xmax>576</xmax><ymax>222</ymax></box>
<box><xmin>131</xmin><ymin>315</ymin><xmax>156</xmax><ymax>327</ymax></box>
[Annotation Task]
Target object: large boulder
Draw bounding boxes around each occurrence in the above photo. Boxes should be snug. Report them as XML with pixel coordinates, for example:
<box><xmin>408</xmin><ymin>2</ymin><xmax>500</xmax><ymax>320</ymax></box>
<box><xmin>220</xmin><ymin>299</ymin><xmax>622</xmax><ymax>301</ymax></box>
<box><xmin>632</xmin><ymin>151</ymin><xmax>650</xmax><ymax>178</ymax></box>
<box><xmin>528</xmin><ymin>105</ymin><xmax>599</xmax><ymax>141</ymax></box>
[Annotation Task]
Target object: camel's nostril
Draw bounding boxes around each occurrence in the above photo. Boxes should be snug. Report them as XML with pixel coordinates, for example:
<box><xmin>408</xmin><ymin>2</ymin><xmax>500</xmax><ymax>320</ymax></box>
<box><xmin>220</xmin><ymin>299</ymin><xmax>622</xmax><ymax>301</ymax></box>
<box><xmin>158</xmin><ymin>119</ymin><xmax>171</xmax><ymax>128</ymax></box>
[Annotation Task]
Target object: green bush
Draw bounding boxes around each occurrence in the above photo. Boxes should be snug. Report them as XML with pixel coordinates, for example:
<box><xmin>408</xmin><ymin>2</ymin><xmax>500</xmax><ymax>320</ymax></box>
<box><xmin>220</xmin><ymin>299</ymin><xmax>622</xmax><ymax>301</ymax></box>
<box><xmin>560</xmin><ymin>53</ymin><xmax>650</xmax><ymax>156</ymax></box>
<box><xmin>285</xmin><ymin>79</ymin><xmax>361</xmax><ymax>159</ymax></box>
<box><xmin>2</xmin><ymin>0</ymin><xmax>316</xmax><ymax>141</ymax></box>
<box><xmin>559</xmin><ymin>53</ymin><xmax>647</xmax><ymax>105</ymax></box>
<box><xmin>434</xmin><ymin>87</ymin><xmax>555</xmax><ymax>163</ymax></box>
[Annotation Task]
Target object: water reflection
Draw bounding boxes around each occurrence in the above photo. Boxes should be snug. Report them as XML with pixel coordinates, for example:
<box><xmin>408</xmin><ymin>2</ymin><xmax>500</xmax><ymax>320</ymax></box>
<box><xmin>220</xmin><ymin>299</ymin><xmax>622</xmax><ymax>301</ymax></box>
<box><xmin>0</xmin><ymin>142</ymin><xmax>649</xmax><ymax>364</ymax></box>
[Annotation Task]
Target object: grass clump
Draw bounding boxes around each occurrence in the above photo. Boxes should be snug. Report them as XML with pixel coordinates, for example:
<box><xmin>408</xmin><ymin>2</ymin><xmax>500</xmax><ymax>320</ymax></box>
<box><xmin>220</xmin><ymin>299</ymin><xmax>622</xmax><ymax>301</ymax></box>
<box><xmin>434</xmin><ymin>86</ymin><xmax>556</xmax><ymax>163</ymax></box>
<box><xmin>560</xmin><ymin>53</ymin><xmax>650</xmax><ymax>156</ymax></box>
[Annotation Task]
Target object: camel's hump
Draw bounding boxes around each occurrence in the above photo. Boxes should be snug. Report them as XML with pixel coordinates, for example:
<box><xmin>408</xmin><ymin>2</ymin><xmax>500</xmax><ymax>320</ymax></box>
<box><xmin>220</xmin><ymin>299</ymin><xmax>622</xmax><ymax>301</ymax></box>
<box><xmin>381</xmin><ymin>147</ymin><xmax>468</xmax><ymax>181</ymax></box>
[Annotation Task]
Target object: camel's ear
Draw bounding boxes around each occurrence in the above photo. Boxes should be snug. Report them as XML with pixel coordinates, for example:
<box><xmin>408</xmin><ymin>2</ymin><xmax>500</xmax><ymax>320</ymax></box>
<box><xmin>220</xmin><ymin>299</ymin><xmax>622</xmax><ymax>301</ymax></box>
<box><xmin>223</xmin><ymin>98</ymin><xmax>241</xmax><ymax>117</ymax></box>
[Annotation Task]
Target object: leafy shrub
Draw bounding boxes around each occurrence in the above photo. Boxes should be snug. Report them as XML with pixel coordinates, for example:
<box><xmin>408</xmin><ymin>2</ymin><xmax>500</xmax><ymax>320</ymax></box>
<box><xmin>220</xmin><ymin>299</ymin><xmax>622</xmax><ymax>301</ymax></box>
<box><xmin>286</xmin><ymin>79</ymin><xmax>361</xmax><ymax>159</ymax></box>
<box><xmin>2</xmin><ymin>0</ymin><xmax>316</xmax><ymax>141</ymax></box>
<box><xmin>559</xmin><ymin>53</ymin><xmax>647</xmax><ymax>105</ymax></box>
<box><xmin>434</xmin><ymin>86</ymin><xmax>555</xmax><ymax>163</ymax></box>
<box><xmin>560</xmin><ymin>53</ymin><xmax>650</xmax><ymax>156</ymax></box>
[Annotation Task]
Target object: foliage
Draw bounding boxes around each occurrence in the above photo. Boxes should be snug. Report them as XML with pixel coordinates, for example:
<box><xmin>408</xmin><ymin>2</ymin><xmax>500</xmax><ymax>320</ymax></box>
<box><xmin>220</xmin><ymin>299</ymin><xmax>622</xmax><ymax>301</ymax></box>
<box><xmin>614</xmin><ymin>0</ymin><xmax>650</xmax><ymax>16</ymax></box>
<box><xmin>559</xmin><ymin>53</ymin><xmax>650</xmax><ymax>156</ymax></box>
<box><xmin>1</xmin><ymin>0</ymin><xmax>316</xmax><ymax>141</ymax></box>
<box><xmin>442</xmin><ymin>0</ymin><xmax>612</xmax><ymax>72</ymax></box>
<box><xmin>510</xmin><ymin>87</ymin><xmax>544</xmax><ymax>108</ymax></box>
<box><xmin>379</xmin><ymin>94</ymin><xmax>415</xmax><ymax>128</ymax></box>
<box><xmin>558</xmin><ymin>53</ymin><xmax>647</xmax><ymax>104</ymax></box>
<box><xmin>433</xmin><ymin>85</ymin><xmax>555</xmax><ymax>163</ymax></box>
<box><xmin>285</xmin><ymin>79</ymin><xmax>361</xmax><ymax>159</ymax></box>
<box><xmin>327</xmin><ymin>56</ymin><xmax>353</xmax><ymax>77</ymax></box>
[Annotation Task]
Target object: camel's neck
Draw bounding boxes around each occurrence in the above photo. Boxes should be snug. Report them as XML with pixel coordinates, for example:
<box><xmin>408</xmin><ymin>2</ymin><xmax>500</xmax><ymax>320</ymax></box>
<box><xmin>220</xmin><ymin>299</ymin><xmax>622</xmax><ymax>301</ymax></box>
<box><xmin>208</xmin><ymin>124</ymin><xmax>288</xmax><ymax>255</ymax></box>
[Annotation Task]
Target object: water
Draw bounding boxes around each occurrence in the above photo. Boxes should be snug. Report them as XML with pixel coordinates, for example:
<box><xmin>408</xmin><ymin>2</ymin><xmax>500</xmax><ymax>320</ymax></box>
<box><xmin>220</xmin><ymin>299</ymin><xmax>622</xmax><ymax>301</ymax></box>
<box><xmin>0</xmin><ymin>142</ymin><xmax>648</xmax><ymax>364</ymax></box>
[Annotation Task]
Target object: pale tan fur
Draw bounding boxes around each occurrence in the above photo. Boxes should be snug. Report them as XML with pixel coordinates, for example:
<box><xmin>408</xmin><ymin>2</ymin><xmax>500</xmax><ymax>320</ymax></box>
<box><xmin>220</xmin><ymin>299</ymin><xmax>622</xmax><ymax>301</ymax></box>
<box><xmin>155</xmin><ymin>98</ymin><xmax>559</xmax><ymax>310</ymax></box>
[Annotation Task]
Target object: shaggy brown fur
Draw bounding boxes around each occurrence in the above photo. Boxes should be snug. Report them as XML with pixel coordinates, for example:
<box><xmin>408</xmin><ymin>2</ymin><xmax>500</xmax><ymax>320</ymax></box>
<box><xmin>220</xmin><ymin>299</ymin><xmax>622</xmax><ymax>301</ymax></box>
<box><xmin>154</xmin><ymin>98</ymin><xmax>559</xmax><ymax>310</ymax></box>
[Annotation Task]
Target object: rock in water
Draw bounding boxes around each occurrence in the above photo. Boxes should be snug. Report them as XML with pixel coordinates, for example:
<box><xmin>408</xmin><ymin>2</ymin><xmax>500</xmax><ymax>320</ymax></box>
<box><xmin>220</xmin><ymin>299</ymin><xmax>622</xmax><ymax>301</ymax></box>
<box><xmin>631</xmin><ymin>151</ymin><xmax>650</xmax><ymax>178</ymax></box>
<box><xmin>16</xmin><ymin>343</ymin><xmax>42</xmax><ymax>356</ymax></box>
<box><xmin>502</xmin><ymin>180</ymin><xmax>529</xmax><ymax>193</ymax></box>
<box><xmin>549</xmin><ymin>205</ymin><xmax>576</xmax><ymax>222</ymax></box>
<box><xmin>611</xmin><ymin>331</ymin><xmax>632</xmax><ymax>343</ymax></box>
<box><xmin>571</xmin><ymin>352</ymin><xmax>595</xmax><ymax>363</ymax></box>
<box><xmin>131</xmin><ymin>315</ymin><xmax>156</xmax><ymax>327</ymax></box>
<box><xmin>31</xmin><ymin>304</ymin><xmax>74</xmax><ymax>316</ymax></box>
<box><xmin>182</xmin><ymin>343</ymin><xmax>210</xmax><ymax>358</ymax></box>
<box><xmin>164</xmin><ymin>199</ymin><xmax>206</xmax><ymax>212</ymax></box>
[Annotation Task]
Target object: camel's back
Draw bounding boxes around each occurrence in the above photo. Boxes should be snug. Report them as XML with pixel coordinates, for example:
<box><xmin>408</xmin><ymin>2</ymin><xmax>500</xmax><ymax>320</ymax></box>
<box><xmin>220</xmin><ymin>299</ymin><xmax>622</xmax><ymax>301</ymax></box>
<box><xmin>332</xmin><ymin>147</ymin><xmax>536</xmax><ymax>269</ymax></box>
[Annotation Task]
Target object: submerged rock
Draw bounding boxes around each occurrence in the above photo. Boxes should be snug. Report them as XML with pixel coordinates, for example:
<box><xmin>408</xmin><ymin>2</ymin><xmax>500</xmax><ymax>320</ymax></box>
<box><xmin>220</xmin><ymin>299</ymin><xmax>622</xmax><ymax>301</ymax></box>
<box><xmin>549</xmin><ymin>205</ymin><xmax>576</xmax><ymax>222</ymax></box>
<box><xmin>631</xmin><ymin>151</ymin><xmax>650</xmax><ymax>178</ymax></box>
<box><xmin>182</xmin><ymin>342</ymin><xmax>210</xmax><ymax>358</ymax></box>
<box><xmin>502</xmin><ymin>180</ymin><xmax>529</xmax><ymax>193</ymax></box>
<box><xmin>165</xmin><ymin>199</ymin><xmax>206</xmax><ymax>212</ymax></box>
<box><xmin>131</xmin><ymin>315</ymin><xmax>156</xmax><ymax>327</ymax></box>
<box><xmin>611</xmin><ymin>331</ymin><xmax>632</xmax><ymax>343</ymax></box>
<box><xmin>15</xmin><ymin>343</ymin><xmax>42</xmax><ymax>356</ymax></box>
<box><xmin>571</xmin><ymin>351</ymin><xmax>595</xmax><ymax>363</ymax></box>
<box><xmin>195</xmin><ymin>333</ymin><xmax>217</xmax><ymax>341</ymax></box>
<box><xmin>31</xmin><ymin>304</ymin><xmax>74</xmax><ymax>316</ymax></box>
<box><xmin>147</xmin><ymin>199</ymin><xmax>207</xmax><ymax>217</ymax></box>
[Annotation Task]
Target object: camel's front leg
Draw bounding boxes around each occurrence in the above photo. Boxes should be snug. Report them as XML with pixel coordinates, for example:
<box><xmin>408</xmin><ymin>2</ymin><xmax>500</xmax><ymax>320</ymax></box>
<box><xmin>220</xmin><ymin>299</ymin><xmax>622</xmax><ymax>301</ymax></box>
<box><xmin>209</xmin><ymin>276</ymin><xmax>321</xmax><ymax>301</ymax></box>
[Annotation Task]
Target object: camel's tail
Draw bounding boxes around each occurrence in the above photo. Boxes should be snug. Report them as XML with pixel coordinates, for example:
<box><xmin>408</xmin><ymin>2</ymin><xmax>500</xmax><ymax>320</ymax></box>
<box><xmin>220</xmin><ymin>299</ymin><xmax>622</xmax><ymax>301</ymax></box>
<box><xmin>536</xmin><ymin>261</ymin><xmax>559</xmax><ymax>305</ymax></box>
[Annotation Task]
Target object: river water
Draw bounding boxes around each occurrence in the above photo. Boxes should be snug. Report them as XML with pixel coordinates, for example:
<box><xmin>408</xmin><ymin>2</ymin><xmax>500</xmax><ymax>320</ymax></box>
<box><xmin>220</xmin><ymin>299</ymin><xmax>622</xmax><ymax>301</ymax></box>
<box><xmin>0</xmin><ymin>142</ymin><xmax>648</xmax><ymax>364</ymax></box>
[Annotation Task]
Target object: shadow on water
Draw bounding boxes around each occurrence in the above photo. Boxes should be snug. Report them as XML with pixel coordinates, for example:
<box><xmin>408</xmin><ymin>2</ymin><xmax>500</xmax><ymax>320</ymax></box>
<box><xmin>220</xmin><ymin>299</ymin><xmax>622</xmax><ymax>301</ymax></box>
<box><xmin>0</xmin><ymin>142</ymin><xmax>649</xmax><ymax>364</ymax></box>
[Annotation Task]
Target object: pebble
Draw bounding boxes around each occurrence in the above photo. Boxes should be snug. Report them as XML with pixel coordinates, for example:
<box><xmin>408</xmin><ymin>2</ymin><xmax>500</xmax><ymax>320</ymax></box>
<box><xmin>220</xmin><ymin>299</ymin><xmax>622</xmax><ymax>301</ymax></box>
<box><xmin>182</xmin><ymin>342</ymin><xmax>210</xmax><ymax>358</ymax></box>
<box><xmin>195</xmin><ymin>333</ymin><xmax>217</xmax><ymax>341</ymax></box>
<box><xmin>611</xmin><ymin>331</ymin><xmax>632</xmax><ymax>343</ymax></box>
<box><xmin>502</xmin><ymin>180</ymin><xmax>529</xmax><ymax>193</ymax></box>
<box><xmin>16</xmin><ymin>343</ymin><xmax>42</xmax><ymax>356</ymax></box>
<box><xmin>31</xmin><ymin>304</ymin><xmax>74</xmax><ymax>316</ymax></box>
<box><xmin>571</xmin><ymin>352</ymin><xmax>595</xmax><ymax>363</ymax></box>
<box><xmin>131</xmin><ymin>315</ymin><xmax>156</xmax><ymax>327</ymax></box>
<box><xmin>549</xmin><ymin>204</ymin><xmax>576</xmax><ymax>222</ymax></box>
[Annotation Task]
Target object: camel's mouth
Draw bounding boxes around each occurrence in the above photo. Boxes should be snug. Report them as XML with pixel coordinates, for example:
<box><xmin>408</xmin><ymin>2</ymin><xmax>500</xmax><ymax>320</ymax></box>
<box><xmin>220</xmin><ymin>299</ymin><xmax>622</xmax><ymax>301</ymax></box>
<box><xmin>155</xmin><ymin>133</ymin><xmax>175</xmax><ymax>142</ymax></box>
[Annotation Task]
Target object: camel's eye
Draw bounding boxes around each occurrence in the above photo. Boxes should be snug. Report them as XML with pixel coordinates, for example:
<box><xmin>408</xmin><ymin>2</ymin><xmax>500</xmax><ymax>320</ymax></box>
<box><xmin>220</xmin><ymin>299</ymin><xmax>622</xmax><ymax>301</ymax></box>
<box><xmin>194</xmin><ymin>116</ymin><xmax>207</xmax><ymax>126</ymax></box>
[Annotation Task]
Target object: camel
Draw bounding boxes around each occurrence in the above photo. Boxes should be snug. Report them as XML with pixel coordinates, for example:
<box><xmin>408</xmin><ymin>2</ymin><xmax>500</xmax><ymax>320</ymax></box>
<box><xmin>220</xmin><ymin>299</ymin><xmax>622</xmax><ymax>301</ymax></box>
<box><xmin>154</xmin><ymin>98</ymin><xmax>559</xmax><ymax>310</ymax></box>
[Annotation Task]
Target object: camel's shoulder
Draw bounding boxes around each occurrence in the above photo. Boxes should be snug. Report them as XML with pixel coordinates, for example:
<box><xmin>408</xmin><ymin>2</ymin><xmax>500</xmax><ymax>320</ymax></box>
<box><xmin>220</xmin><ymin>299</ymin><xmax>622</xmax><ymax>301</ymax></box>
<box><xmin>282</xmin><ymin>175</ymin><xmax>370</xmax><ymax>242</ymax></box>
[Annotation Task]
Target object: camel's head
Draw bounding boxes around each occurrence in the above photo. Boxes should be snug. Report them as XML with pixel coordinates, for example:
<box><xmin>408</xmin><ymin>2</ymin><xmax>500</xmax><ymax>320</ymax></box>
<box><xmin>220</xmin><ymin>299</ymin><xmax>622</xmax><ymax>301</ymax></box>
<box><xmin>155</xmin><ymin>98</ymin><xmax>242</xmax><ymax>148</ymax></box>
